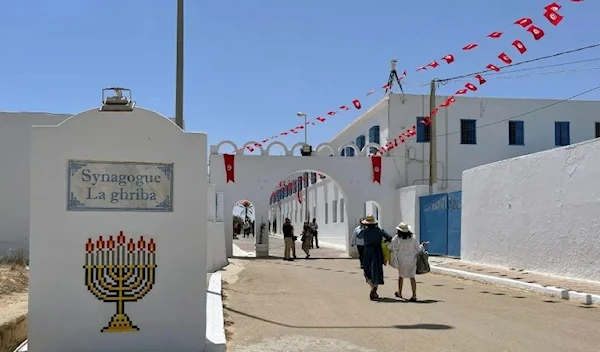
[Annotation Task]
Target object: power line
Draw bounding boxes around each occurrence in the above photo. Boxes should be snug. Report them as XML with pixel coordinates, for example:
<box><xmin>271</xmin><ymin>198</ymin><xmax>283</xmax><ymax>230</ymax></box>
<box><xmin>408</xmin><ymin>58</ymin><xmax>600</xmax><ymax>87</ymax></box>
<box><xmin>437</xmin><ymin>43</ymin><xmax>600</xmax><ymax>83</ymax></box>
<box><xmin>438</xmin><ymin>85</ymin><xmax>600</xmax><ymax>138</ymax></box>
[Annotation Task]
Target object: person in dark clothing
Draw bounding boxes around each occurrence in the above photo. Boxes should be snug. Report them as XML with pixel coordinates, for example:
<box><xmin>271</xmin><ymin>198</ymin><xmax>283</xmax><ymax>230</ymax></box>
<box><xmin>359</xmin><ymin>215</ymin><xmax>392</xmax><ymax>300</ymax></box>
<box><xmin>310</xmin><ymin>218</ymin><xmax>319</xmax><ymax>249</ymax></box>
<box><xmin>272</xmin><ymin>219</ymin><xmax>277</xmax><ymax>234</ymax></box>
<box><xmin>282</xmin><ymin>218</ymin><xmax>295</xmax><ymax>261</ymax></box>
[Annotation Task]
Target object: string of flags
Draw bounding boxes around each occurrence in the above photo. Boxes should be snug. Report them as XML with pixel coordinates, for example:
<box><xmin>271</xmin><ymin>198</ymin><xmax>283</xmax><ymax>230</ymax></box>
<box><xmin>268</xmin><ymin>172</ymin><xmax>327</xmax><ymax>206</ymax></box>
<box><xmin>239</xmin><ymin>1</ymin><xmax>580</xmax><ymax>154</ymax></box>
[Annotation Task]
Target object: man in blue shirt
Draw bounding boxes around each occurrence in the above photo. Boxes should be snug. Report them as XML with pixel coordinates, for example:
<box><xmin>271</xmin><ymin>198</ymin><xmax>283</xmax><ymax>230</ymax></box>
<box><xmin>351</xmin><ymin>218</ymin><xmax>365</xmax><ymax>269</ymax></box>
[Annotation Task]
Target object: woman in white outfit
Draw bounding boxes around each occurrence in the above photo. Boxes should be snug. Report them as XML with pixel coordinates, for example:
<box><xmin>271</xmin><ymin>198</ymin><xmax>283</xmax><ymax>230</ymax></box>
<box><xmin>388</xmin><ymin>222</ymin><xmax>427</xmax><ymax>302</ymax></box>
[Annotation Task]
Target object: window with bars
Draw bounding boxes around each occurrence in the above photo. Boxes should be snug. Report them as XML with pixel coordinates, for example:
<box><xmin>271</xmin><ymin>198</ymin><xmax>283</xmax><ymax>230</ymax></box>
<box><xmin>508</xmin><ymin>120</ymin><xmax>524</xmax><ymax>145</ymax></box>
<box><xmin>595</xmin><ymin>122</ymin><xmax>600</xmax><ymax>138</ymax></box>
<box><xmin>416</xmin><ymin>116</ymin><xmax>431</xmax><ymax>143</ymax></box>
<box><xmin>355</xmin><ymin>135</ymin><xmax>366</xmax><ymax>152</ymax></box>
<box><xmin>460</xmin><ymin>119</ymin><xmax>477</xmax><ymax>145</ymax></box>
<box><xmin>368</xmin><ymin>125</ymin><xmax>380</xmax><ymax>144</ymax></box>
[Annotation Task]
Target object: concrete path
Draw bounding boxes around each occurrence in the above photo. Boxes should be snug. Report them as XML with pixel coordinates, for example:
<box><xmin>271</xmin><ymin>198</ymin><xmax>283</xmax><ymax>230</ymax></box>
<box><xmin>224</xmin><ymin>237</ymin><xmax>600</xmax><ymax>352</ymax></box>
<box><xmin>232</xmin><ymin>234</ymin><xmax>350</xmax><ymax>259</ymax></box>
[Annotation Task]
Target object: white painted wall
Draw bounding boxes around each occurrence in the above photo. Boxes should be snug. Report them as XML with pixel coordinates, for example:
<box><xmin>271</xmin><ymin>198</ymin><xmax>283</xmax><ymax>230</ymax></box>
<box><xmin>0</xmin><ymin>112</ymin><xmax>70</xmax><ymax>255</ymax></box>
<box><xmin>207</xmin><ymin>184</ymin><xmax>228</xmax><ymax>272</ymax></box>
<box><xmin>397</xmin><ymin>185</ymin><xmax>429</xmax><ymax>241</ymax></box>
<box><xmin>29</xmin><ymin>107</ymin><xmax>208</xmax><ymax>352</ymax></box>
<box><xmin>461</xmin><ymin>138</ymin><xmax>600</xmax><ymax>281</ymax></box>
<box><xmin>330</xmin><ymin>93</ymin><xmax>600</xmax><ymax>193</ymax></box>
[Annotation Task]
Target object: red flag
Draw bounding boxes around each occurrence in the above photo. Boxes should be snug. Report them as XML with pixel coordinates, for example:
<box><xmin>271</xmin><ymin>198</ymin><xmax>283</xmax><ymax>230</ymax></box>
<box><xmin>465</xmin><ymin>83</ymin><xmax>477</xmax><ymax>91</ymax></box>
<box><xmin>399</xmin><ymin>70</ymin><xmax>407</xmax><ymax>79</ymax></box>
<box><xmin>527</xmin><ymin>25</ymin><xmax>545</xmax><ymax>40</ymax></box>
<box><xmin>295</xmin><ymin>125</ymin><xmax>304</xmax><ymax>130</ymax></box>
<box><xmin>340</xmin><ymin>105</ymin><xmax>350</xmax><ymax>110</ymax></box>
<box><xmin>455</xmin><ymin>88</ymin><xmax>468</xmax><ymax>95</ymax></box>
<box><xmin>316</xmin><ymin>116</ymin><xmax>326</xmax><ymax>122</ymax></box>
<box><xmin>488</xmin><ymin>32</ymin><xmax>503</xmax><ymax>38</ymax></box>
<box><xmin>382</xmin><ymin>84</ymin><xmax>391</xmax><ymax>89</ymax></box>
<box><xmin>545</xmin><ymin>2</ymin><xmax>561</xmax><ymax>11</ymax></box>
<box><xmin>512</xmin><ymin>40</ymin><xmax>527</xmax><ymax>54</ymax></box>
<box><xmin>223</xmin><ymin>154</ymin><xmax>235</xmax><ymax>183</ymax></box>
<box><xmin>280</xmin><ymin>132</ymin><xmax>288</xmax><ymax>136</ymax></box>
<box><xmin>327</xmin><ymin>111</ymin><xmax>337</xmax><ymax>116</ymax></box>
<box><xmin>366</xmin><ymin>89</ymin><xmax>376</xmax><ymax>95</ymax></box>
<box><xmin>262</xmin><ymin>139</ymin><xmax>269</xmax><ymax>143</ymax></box>
<box><xmin>475</xmin><ymin>74</ymin><xmax>486</xmax><ymax>85</ymax></box>
<box><xmin>544</xmin><ymin>10</ymin><xmax>564</xmax><ymax>26</ymax></box>
<box><xmin>289</xmin><ymin>129</ymin><xmax>298</xmax><ymax>134</ymax></box>
<box><xmin>427</xmin><ymin>61</ymin><xmax>439</xmax><ymax>68</ymax></box>
<box><xmin>371</xmin><ymin>156</ymin><xmax>381</xmax><ymax>184</ymax></box>
<box><xmin>353</xmin><ymin>99</ymin><xmax>362</xmax><ymax>109</ymax></box>
<box><xmin>462</xmin><ymin>43</ymin><xmax>478</xmax><ymax>50</ymax></box>
<box><xmin>514</xmin><ymin>18</ymin><xmax>533</xmax><ymax>27</ymax></box>
<box><xmin>441</xmin><ymin>55</ymin><xmax>455</xmax><ymax>64</ymax></box>
<box><xmin>486</xmin><ymin>64</ymin><xmax>500</xmax><ymax>72</ymax></box>
<box><xmin>246</xmin><ymin>146</ymin><xmax>254</xmax><ymax>152</ymax></box>
<box><xmin>440</xmin><ymin>97</ymin><xmax>455</xmax><ymax>107</ymax></box>
<box><xmin>416</xmin><ymin>66</ymin><xmax>427</xmax><ymax>71</ymax></box>
<box><xmin>498</xmin><ymin>53</ymin><xmax>513</xmax><ymax>64</ymax></box>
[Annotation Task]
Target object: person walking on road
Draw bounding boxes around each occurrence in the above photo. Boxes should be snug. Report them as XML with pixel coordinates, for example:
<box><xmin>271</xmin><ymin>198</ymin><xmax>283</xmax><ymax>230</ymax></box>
<box><xmin>351</xmin><ymin>218</ymin><xmax>366</xmax><ymax>269</ymax></box>
<box><xmin>282</xmin><ymin>218</ymin><xmax>295</xmax><ymax>261</ymax></box>
<box><xmin>359</xmin><ymin>215</ymin><xmax>392</xmax><ymax>300</ymax></box>
<box><xmin>301</xmin><ymin>222</ymin><xmax>313</xmax><ymax>259</ymax></box>
<box><xmin>310</xmin><ymin>218</ymin><xmax>319</xmax><ymax>249</ymax></box>
<box><xmin>388</xmin><ymin>222</ymin><xmax>428</xmax><ymax>302</ymax></box>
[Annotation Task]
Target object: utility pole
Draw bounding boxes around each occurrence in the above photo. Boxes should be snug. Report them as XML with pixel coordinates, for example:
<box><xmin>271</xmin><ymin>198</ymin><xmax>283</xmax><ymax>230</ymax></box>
<box><xmin>175</xmin><ymin>0</ymin><xmax>184</xmax><ymax>129</ymax></box>
<box><xmin>428</xmin><ymin>79</ymin><xmax>438</xmax><ymax>195</ymax></box>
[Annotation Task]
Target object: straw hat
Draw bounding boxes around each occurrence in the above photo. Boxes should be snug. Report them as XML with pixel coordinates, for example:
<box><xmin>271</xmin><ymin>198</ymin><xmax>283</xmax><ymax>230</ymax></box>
<box><xmin>361</xmin><ymin>215</ymin><xmax>378</xmax><ymax>225</ymax></box>
<box><xmin>396</xmin><ymin>222</ymin><xmax>412</xmax><ymax>233</ymax></box>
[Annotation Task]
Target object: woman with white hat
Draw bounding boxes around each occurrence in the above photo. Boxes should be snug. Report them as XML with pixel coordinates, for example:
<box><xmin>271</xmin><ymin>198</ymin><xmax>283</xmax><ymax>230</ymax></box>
<box><xmin>388</xmin><ymin>222</ymin><xmax>428</xmax><ymax>301</ymax></box>
<box><xmin>358</xmin><ymin>215</ymin><xmax>392</xmax><ymax>300</ymax></box>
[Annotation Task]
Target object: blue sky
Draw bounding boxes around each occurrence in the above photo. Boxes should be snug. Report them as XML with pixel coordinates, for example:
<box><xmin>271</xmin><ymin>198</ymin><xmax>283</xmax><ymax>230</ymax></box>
<box><xmin>2</xmin><ymin>0</ymin><xmax>599</xmax><ymax>151</ymax></box>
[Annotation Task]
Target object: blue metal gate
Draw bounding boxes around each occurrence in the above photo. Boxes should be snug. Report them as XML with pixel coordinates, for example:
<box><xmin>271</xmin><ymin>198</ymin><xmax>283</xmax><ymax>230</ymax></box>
<box><xmin>419</xmin><ymin>193</ymin><xmax>448</xmax><ymax>256</ymax></box>
<box><xmin>447</xmin><ymin>191</ymin><xmax>462</xmax><ymax>258</ymax></box>
<box><xmin>419</xmin><ymin>191</ymin><xmax>462</xmax><ymax>257</ymax></box>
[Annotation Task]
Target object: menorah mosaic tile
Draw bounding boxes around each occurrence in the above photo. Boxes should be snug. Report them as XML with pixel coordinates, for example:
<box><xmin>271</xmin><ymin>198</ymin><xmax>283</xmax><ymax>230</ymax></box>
<box><xmin>84</xmin><ymin>231</ymin><xmax>157</xmax><ymax>332</ymax></box>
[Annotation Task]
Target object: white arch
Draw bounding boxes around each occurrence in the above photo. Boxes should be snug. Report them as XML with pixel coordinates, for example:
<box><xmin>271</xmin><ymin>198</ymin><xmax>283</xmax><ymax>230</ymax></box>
<box><xmin>241</xmin><ymin>141</ymin><xmax>265</xmax><ymax>155</ymax></box>
<box><xmin>361</xmin><ymin>142</ymin><xmax>382</xmax><ymax>156</ymax></box>
<box><xmin>265</xmin><ymin>141</ymin><xmax>290</xmax><ymax>155</ymax></box>
<box><xmin>290</xmin><ymin>142</ymin><xmax>309</xmax><ymax>155</ymax></box>
<box><xmin>315</xmin><ymin>143</ymin><xmax>336</xmax><ymax>156</ymax></box>
<box><xmin>337</xmin><ymin>142</ymin><xmax>360</xmax><ymax>156</ymax></box>
<box><xmin>215</xmin><ymin>140</ymin><xmax>239</xmax><ymax>154</ymax></box>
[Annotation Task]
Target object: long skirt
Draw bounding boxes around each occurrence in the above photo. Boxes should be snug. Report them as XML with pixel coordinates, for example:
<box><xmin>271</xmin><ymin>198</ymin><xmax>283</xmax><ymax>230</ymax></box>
<box><xmin>363</xmin><ymin>244</ymin><xmax>385</xmax><ymax>286</ymax></box>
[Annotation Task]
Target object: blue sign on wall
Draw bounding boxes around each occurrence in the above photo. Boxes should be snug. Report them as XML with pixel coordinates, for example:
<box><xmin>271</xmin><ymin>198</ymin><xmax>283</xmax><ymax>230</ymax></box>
<box><xmin>67</xmin><ymin>160</ymin><xmax>174</xmax><ymax>212</ymax></box>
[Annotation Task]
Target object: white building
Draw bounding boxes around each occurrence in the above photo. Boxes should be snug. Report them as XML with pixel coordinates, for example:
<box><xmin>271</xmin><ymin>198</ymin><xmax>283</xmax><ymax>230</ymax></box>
<box><xmin>271</xmin><ymin>93</ymin><xmax>600</xmax><ymax>247</ymax></box>
<box><xmin>0</xmin><ymin>111</ymin><xmax>182</xmax><ymax>255</ymax></box>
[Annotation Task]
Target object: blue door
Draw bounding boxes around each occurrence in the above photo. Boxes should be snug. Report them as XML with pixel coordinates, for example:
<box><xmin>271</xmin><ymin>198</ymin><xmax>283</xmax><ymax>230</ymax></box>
<box><xmin>419</xmin><ymin>194</ymin><xmax>448</xmax><ymax>255</ymax></box>
<box><xmin>447</xmin><ymin>191</ymin><xmax>462</xmax><ymax>258</ymax></box>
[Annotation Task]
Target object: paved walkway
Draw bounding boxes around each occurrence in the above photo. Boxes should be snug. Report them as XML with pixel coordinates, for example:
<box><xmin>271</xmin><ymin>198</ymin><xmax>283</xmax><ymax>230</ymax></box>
<box><xmin>233</xmin><ymin>234</ymin><xmax>350</xmax><ymax>259</ymax></box>
<box><xmin>224</xmin><ymin>237</ymin><xmax>600</xmax><ymax>352</ymax></box>
<box><xmin>431</xmin><ymin>258</ymin><xmax>600</xmax><ymax>296</ymax></box>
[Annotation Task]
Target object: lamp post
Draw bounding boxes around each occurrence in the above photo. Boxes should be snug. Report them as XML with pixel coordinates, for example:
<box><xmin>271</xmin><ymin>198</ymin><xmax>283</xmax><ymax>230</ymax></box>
<box><xmin>174</xmin><ymin>0</ymin><xmax>184</xmax><ymax>129</ymax></box>
<box><xmin>296</xmin><ymin>112</ymin><xmax>308</xmax><ymax>145</ymax></box>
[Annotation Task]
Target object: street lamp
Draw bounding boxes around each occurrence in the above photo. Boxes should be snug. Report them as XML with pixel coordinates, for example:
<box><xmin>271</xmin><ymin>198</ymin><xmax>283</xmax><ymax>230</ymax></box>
<box><xmin>296</xmin><ymin>112</ymin><xmax>308</xmax><ymax>145</ymax></box>
<box><xmin>296</xmin><ymin>112</ymin><xmax>312</xmax><ymax>157</ymax></box>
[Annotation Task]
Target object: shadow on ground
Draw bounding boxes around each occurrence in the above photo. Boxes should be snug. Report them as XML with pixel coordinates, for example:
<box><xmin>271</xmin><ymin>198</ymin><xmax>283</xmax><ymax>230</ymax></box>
<box><xmin>224</xmin><ymin>306</ymin><xmax>453</xmax><ymax>330</ymax></box>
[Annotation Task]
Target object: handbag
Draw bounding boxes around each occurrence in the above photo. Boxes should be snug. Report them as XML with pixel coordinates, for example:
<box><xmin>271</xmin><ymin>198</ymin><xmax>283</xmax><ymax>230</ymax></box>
<box><xmin>381</xmin><ymin>240</ymin><xmax>391</xmax><ymax>266</ymax></box>
<box><xmin>416</xmin><ymin>251</ymin><xmax>431</xmax><ymax>274</ymax></box>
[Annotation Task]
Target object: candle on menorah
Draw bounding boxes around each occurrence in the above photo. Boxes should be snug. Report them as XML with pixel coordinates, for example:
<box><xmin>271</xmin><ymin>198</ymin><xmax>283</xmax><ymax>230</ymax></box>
<box><xmin>84</xmin><ymin>231</ymin><xmax>157</xmax><ymax>333</ymax></box>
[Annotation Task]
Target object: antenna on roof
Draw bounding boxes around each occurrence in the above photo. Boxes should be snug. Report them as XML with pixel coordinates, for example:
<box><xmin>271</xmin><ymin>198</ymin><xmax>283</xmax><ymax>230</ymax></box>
<box><xmin>384</xmin><ymin>59</ymin><xmax>406</xmax><ymax>102</ymax></box>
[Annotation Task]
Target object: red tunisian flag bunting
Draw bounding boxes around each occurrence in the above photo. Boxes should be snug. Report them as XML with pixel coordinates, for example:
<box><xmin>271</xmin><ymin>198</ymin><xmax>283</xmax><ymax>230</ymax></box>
<box><xmin>223</xmin><ymin>154</ymin><xmax>235</xmax><ymax>183</ymax></box>
<box><xmin>371</xmin><ymin>156</ymin><xmax>382</xmax><ymax>184</ymax></box>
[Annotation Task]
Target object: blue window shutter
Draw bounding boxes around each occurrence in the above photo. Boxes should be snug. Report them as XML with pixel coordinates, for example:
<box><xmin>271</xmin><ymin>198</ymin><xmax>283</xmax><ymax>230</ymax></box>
<box><xmin>416</xmin><ymin>117</ymin><xmax>425</xmax><ymax>142</ymax></box>
<box><xmin>369</xmin><ymin>125</ymin><xmax>380</xmax><ymax>144</ymax></box>
<box><xmin>348</xmin><ymin>146</ymin><xmax>355</xmax><ymax>156</ymax></box>
<box><xmin>341</xmin><ymin>149</ymin><xmax>346</xmax><ymax>156</ymax></box>
<box><xmin>554</xmin><ymin>122</ymin><xmax>561</xmax><ymax>146</ymax></box>
<box><xmin>470</xmin><ymin>120</ymin><xmax>477</xmax><ymax>144</ymax></box>
<box><xmin>562</xmin><ymin>122</ymin><xmax>570</xmax><ymax>145</ymax></box>
<box><xmin>516</xmin><ymin>121</ymin><xmax>524</xmax><ymax>145</ymax></box>
<box><xmin>356</xmin><ymin>135</ymin><xmax>365</xmax><ymax>151</ymax></box>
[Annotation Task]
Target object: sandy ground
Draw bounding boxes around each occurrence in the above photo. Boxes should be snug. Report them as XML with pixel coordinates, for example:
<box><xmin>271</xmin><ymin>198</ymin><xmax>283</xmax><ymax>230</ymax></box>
<box><xmin>222</xmin><ymin>241</ymin><xmax>600</xmax><ymax>352</ymax></box>
<box><xmin>0</xmin><ymin>265</ymin><xmax>29</xmax><ymax>325</ymax></box>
